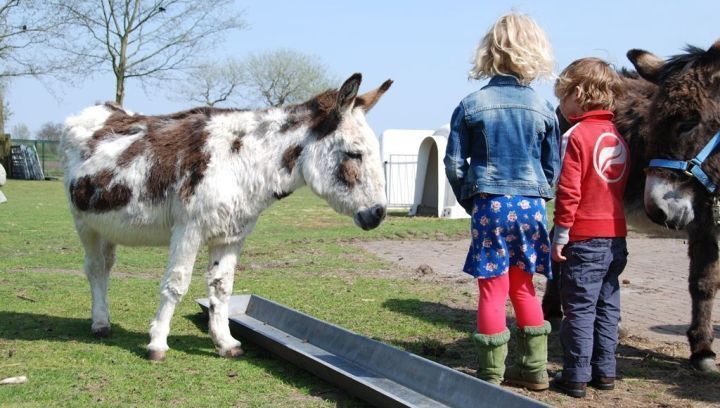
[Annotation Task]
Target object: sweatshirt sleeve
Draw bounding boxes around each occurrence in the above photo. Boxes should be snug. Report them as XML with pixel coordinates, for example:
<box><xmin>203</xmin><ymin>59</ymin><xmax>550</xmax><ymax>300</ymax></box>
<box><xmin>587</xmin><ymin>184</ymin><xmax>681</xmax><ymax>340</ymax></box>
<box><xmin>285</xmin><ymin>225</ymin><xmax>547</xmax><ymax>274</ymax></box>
<box><xmin>553</xmin><ymin>133</ymin><xmax>583</xmax><ymax>243</ymax></box>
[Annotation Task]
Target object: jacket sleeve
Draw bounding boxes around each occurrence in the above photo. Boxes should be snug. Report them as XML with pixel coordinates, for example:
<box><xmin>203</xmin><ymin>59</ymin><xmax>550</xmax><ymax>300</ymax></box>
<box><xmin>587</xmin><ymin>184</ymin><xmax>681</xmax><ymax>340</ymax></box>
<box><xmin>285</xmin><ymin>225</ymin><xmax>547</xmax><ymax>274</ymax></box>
<box><xmin>444</xmin><ymin>103</ymin><xmax>471</xmax><ymax>208</ymax></box>
<box><xmin>553</xmin><ymin>133</ymin><xmax>583</xmax><ymax>244</ymax></box>
<box><xmin>541</xmin><ymin>116</ymin><xmax>560</xmax><ymax>188</ymax></box>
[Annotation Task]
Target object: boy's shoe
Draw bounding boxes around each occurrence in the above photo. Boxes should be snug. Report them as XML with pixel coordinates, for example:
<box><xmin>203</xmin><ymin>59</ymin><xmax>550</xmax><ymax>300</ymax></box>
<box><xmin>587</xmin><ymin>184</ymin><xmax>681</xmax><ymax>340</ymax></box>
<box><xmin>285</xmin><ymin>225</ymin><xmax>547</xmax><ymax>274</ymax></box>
<box><xmin>550</xmin><ymin>373</ymin><xmax>586</xmax><ymax>398</ymax></box>
<box><xmin>589</xmin><ymin>376</ymin><xmax>615</xmax><ymax>390</ymax></box>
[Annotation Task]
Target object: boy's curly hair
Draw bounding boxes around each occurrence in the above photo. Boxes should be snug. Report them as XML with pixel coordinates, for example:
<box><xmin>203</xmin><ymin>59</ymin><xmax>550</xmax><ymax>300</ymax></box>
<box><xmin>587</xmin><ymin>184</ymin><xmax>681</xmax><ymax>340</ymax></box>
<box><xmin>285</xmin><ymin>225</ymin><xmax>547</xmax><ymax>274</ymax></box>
<box><xmin>554</xmin><ymin>58</ymin><xmax>623</xmax><ymax>111</ymax></box>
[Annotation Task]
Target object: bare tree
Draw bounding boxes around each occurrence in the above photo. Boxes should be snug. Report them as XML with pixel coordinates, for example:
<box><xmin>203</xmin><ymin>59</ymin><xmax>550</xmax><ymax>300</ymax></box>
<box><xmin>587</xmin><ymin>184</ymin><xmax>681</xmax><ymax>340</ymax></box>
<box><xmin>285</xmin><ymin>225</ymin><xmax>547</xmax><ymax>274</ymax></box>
<box><xmin>173</xmin><ymin>58</ymin><xmax>244</xmax><ymax>107</ymax></box>
<box><xmin>10</xmin><ymin>123</ymin><xmax>29</xmax><ymax>139</ymax></box>
<box><xmin>36</xmin><ymin>121</ymin><xmax>64</xmax><ymax>142</ymax></box>
<box><xmin>0</xmin><ymin>80</ymin><xmax>11</xmax><ymax>135</ymax></box>
<box><xmin>0</xmin><ymin>1</ymin><xmax>77</xmax><ymax>135</ymax></box>
<box><xmin>244</xmin><ymin>48</ymin><xmax>338</xmax><ymax>107</ymax></box>
<box><xmin>0</xmin><ymin>1</ymin><xmax>72</xmax><ymax>79</ymax></box>
<box><xmin>54</xmin><ymin>0</ymin><xmax>246</xmax><ymax>105</ymax></box>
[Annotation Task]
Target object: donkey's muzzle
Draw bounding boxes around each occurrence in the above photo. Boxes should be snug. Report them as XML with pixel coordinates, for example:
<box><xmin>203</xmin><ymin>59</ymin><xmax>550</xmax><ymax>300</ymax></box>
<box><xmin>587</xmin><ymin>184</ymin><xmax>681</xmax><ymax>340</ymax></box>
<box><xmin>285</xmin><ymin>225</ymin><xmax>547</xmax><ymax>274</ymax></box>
<box><xmin>354</xmin><ymin>204</ymin><xmax>386</xmax><ymax>231</ymax></box>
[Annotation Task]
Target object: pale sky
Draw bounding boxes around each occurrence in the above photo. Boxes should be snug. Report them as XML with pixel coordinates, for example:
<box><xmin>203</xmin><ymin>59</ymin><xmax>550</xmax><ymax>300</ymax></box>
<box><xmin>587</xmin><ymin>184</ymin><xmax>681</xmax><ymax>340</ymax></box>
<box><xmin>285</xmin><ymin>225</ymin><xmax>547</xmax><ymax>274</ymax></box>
<box><xmin>6</xmin><ymin>0</ymin><xmax>720</xmax><ymax>137</ymax></box>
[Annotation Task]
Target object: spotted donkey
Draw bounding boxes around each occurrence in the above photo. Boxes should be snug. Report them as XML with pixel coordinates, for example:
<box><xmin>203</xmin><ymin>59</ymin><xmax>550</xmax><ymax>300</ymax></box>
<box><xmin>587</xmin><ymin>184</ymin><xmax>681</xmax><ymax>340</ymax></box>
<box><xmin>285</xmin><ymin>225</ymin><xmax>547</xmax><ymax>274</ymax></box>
<box><xmin>62</xmin><ymin>74</ymin><xmax>391</xmax><ymax>361</ymax></box>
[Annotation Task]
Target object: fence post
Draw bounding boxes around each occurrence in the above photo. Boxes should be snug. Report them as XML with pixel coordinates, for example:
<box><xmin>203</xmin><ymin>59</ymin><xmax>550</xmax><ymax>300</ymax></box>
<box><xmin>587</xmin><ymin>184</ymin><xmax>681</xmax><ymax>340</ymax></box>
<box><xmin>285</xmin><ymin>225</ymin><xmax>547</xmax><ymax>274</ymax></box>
<box><xmin>383</xmin><ymin>161</ymin><xmax>389</xmax><ymax>203</ymax></box>
<box><xmin>41</xmin><ymin>141</ymin><xmax>46</xmax><ymax>176</ymax></box>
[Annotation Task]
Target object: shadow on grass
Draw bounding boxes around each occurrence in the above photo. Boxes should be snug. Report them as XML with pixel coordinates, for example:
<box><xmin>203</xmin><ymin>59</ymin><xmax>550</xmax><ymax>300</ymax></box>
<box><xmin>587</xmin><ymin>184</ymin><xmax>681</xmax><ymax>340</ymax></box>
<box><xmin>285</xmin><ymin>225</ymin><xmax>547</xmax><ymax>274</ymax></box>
<box><xmin>0</xmin><ymin>310</ymin><xmax>369</xmax><ymax>405</ymax></box>
<box><xmin>382</xmin><ymin>298</ymin><xmax>476</xmax><ymax>333</ymax></box>
<box><xmin>184</xmin><ymin>311</ymin><xmax>370</xmax><ymax>407</ymax></box>
<box><xmin>382</xmin><ymin>297</ymin><xmax>720</xmax><ymax>404</ymax></box>
<box><xmin>0</xmin><ymin>311</ymin><xmax>216</xmax><ymax>359</ymax></box>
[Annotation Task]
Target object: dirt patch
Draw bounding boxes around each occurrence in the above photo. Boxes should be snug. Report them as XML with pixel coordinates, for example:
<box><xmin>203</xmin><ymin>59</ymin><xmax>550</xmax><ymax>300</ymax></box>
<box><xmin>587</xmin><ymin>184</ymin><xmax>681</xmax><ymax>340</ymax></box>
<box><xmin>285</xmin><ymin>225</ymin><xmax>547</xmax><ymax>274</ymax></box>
<box><xmin>354</xmin><ymin>239</ymin><xmax>476</xmax><ymax>286</ymax></box>
<box><xmin>352</xmin><ymin>236</ymin><xmax>720</xmax><ymax>407</ymax></box>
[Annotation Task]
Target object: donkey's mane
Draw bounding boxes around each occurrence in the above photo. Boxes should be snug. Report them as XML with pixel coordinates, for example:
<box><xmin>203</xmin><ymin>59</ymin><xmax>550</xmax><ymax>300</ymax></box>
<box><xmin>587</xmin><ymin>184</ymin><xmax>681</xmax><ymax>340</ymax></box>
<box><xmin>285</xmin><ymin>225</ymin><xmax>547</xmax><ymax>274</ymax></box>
<box><xmin>658</xmin><ymin>45</ymin><xmax>707</xmax><ymax>82</ymax></box>
<box><xmin>618</xmin><ymin>68</ymin><xmax>640</xmax><ymax>80</ymax></box>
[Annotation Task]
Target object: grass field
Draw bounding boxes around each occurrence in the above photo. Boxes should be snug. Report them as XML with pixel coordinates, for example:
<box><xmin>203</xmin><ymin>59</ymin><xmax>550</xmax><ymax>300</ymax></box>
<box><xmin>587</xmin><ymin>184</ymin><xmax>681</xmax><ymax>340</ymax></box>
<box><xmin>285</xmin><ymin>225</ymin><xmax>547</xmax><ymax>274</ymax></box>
<box><xmin>0</xmin><ymin>180</ymin><xmax>472</xmax><ymax>407</ymax></box>
<box><xmin>3</xmin><ymin>180</ymin><xmax>720</xmax><ymax>408</ymax></box>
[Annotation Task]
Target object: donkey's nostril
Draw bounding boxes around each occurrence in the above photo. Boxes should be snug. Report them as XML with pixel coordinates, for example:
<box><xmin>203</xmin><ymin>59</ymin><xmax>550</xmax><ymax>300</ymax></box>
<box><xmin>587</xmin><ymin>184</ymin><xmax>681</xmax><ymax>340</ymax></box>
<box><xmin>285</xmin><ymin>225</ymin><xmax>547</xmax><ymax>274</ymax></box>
<box><xmin>372</xmin><ymin>205</ymin><xmax>386</xmax><ymax>220</ymax></box>
<box><xmin>645</xmin><ymin>205</ymin><xmax>667</xmax><ymax>225</ymax></box>
<box><xmin>354</xmin><ymin>205</ymin><xmax>386</xmax><ymax>231</ymax></box>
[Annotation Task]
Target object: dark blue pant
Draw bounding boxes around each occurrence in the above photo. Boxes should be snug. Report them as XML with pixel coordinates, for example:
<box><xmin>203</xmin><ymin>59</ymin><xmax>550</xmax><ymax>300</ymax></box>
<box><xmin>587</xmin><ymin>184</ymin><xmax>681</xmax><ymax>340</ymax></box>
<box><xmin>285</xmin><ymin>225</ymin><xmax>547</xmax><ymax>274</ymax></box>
<box><xmin>559</xmin><ymin>237</ymin><xmax>628</xmax><ymax>382</ymax></box>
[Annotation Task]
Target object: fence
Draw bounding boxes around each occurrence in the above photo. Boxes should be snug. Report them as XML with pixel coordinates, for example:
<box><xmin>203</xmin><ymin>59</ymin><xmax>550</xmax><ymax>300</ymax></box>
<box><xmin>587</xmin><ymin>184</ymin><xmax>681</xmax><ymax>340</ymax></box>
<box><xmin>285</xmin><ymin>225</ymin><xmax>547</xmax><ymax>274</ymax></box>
<box><xmin>5</xmin><ymin>141</ymin><xmax>424</xmax><ymax>190</ymax></box>
<box><xmin>10</xmin><ymin>139</ymin><xmax>62</xmax><ymax>178</ymax></box>
<box><xmin>383</xmin><ymin>154</ymin><xmax>418</xmax><ymax>209</ymax></box>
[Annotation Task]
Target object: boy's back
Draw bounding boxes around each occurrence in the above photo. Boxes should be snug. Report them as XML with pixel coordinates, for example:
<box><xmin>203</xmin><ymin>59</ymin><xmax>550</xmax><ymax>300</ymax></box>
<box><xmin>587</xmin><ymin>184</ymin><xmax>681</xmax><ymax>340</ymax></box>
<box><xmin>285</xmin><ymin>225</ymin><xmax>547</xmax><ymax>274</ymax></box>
<box><xmin>555</xmin><ymin>110</ymin><xmax>629</xmax><ymax>243</ymax></box>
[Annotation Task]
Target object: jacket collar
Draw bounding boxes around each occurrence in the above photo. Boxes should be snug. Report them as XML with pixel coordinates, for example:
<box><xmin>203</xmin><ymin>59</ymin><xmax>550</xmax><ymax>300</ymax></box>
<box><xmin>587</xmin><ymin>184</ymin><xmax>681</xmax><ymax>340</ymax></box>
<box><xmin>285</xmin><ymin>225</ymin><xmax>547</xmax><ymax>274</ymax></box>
<box><xmin>569</xmin><ymin>110</ymin><xmax>614</xmax><ymax>123</ymax></box>
<box><xmin>486</xmin><ymin>75</ymin><xmax>526</xmax><ymax>87</ymax></box>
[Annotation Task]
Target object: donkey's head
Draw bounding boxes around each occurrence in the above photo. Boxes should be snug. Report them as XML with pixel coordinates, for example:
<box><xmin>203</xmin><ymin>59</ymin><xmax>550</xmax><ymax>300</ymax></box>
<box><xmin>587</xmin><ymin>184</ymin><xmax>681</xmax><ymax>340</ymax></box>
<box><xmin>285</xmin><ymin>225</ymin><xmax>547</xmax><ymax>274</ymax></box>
<box><xmin>628</xmin><ymin>40</ymin><xmax>720</xmax><ymax>229</ymax></box>
<box><xmin>299</xmin><ymin>74</ymin><xmax>391</xmax><ymax>230</ymax></box>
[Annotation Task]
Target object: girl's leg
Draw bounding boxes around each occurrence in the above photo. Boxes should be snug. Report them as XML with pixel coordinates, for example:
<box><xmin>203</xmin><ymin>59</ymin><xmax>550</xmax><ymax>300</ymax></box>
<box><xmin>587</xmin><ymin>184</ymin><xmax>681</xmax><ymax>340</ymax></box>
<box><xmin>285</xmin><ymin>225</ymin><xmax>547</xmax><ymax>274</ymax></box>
<box><xmin>508</xmin><ymin>266</ymin><xmax>544</xmax><ymax>328</ymax></box>
<box><xmin>473</xmin><ymin>274</ymin><xmax>511</xmax><ymax>384</ymax></box>
<box><xmin>505</xmin><ymin>266</ymin><xmax>551</xmax><ymax>390</ymax></box>
<box><xmin>477</xmin><ymin>274</ymin><xmax>510</xmax><ymax>334</ymax></box>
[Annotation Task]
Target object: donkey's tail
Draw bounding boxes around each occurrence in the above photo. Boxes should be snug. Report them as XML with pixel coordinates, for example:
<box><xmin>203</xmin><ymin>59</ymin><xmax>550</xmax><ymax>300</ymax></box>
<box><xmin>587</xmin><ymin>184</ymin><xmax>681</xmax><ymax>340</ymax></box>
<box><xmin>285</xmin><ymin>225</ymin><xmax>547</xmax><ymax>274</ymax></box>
<box><xmin>62</xmin><ymin>102</ymin><xmax>131</xmax><ymax>152</ymax></box>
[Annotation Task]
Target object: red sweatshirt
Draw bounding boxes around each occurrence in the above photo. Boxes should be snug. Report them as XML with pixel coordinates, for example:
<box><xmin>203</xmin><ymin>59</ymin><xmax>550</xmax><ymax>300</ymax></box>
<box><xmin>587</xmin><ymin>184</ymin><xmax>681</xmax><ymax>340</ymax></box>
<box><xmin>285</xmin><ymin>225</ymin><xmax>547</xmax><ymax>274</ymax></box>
<box><xmin>553</xmin><ymin>110</ymin><xmax>629</xmax><ymax>244</ymax></box>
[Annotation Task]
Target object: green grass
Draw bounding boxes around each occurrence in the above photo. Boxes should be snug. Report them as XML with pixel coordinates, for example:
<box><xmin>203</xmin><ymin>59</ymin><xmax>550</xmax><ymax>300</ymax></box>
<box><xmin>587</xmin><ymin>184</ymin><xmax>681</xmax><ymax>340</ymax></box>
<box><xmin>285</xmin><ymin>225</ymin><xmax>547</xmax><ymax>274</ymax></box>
<box><xmin>0</xmin><ymin>180</ymin><xmax>469</xmax><ymax>407</ymax></box>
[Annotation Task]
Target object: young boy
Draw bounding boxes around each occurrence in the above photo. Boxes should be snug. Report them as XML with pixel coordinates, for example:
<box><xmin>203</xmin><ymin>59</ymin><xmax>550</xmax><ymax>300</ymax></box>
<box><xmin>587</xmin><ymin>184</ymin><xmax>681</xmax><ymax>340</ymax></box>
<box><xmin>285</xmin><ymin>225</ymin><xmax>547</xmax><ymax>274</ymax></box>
<box><xmin>550</xmin><ymin>58</ymin><xmax>628</xmax><ymax>398</ymax></box>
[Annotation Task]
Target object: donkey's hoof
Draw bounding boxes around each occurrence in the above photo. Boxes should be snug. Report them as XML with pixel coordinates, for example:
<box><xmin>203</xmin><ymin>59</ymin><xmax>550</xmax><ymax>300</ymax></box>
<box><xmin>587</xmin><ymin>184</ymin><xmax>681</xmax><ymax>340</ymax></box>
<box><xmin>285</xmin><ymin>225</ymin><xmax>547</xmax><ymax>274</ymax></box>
<box><xmin>618</xmin><ymin>324</ymin><xmax>629</xmax><ymax>340</ymax></box>
<box><xmin>691</xmin><ymin>357</ymin><xmax>718</xmax><ymax>372</ymax></box>
<box><xmin>222</xmin><ymin>347</ymin><xmax>245</xmax><ymax>358</ymax></box>
<box><xmin>93</xmin><ymin>327</ymin><xmax>112</xmax><ymax>338</ymax></box>
<box><xmin>147</xmin><ymin>349</ymin><xmax>167</xmax><ymax>362</ymax></box>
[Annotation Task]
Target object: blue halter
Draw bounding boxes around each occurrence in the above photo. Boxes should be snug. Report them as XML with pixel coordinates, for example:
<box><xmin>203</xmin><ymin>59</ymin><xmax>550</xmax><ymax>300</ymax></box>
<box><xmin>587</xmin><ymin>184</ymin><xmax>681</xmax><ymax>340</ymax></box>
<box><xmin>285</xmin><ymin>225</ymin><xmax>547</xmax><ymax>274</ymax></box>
<box><xmin>648</xmin><ymin>130</ymin><xmax>720</xmax><ymax>193</ymax></box>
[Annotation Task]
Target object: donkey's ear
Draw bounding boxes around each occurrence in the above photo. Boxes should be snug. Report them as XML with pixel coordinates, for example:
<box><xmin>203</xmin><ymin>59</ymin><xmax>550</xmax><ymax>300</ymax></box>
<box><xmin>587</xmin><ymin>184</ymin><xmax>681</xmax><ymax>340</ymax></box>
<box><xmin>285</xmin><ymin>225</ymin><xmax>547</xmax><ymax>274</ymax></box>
<box><xmin>627</xmin><ymin>49</ymin><xmax>664</xmax><ymax>83</ymax></box>
<box><xmin>337</xmin><ymin>73</ymin><xmax>362</xmax><ymax>113</ymax></box>
<box><xmin>354</xmin><ymin>79</ymin><xmax>393</xmax><ymax>113</ymax></box>
<box><xmin>708</xmin><ymin>40</ymin><xmax>720</xmax><ymax>90</ymax></box>
<box><xmin>708</xmin><ymin>39</ymin><xmax>720</xmax><ymax>55</ymax></box>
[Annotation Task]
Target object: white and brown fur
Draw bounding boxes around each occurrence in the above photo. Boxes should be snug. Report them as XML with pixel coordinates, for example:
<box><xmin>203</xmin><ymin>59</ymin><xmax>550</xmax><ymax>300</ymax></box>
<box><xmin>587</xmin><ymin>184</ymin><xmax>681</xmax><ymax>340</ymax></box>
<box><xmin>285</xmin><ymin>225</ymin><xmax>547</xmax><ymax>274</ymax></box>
<box><xmin>62</xmin><ymin>74</ymin><xmax>391</xmax><ymax>360</ymax></box>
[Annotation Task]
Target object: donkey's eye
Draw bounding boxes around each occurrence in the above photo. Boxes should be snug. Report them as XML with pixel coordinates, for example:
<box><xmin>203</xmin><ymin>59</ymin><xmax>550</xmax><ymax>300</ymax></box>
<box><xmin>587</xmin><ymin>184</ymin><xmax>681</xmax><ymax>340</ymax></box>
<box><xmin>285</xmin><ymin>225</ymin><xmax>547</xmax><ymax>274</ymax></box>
<box><xmin>346</xmin><ymin>152</ymin><xmax>363</xmax><ymax>161</ymax></box>
<box><xmin>677</xmin><ymin>121</ymin><xmax>698</xmax><ymax>134</ymax></box>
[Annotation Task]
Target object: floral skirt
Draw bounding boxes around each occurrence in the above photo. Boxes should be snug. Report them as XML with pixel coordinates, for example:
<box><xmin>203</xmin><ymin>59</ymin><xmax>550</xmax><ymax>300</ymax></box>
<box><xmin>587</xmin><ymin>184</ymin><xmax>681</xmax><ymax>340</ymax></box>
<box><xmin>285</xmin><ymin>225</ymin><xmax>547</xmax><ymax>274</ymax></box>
<box><xmin>463</xmin><ymin>194</ymin><xmax>552</xmax><ymax>279</ymax></box>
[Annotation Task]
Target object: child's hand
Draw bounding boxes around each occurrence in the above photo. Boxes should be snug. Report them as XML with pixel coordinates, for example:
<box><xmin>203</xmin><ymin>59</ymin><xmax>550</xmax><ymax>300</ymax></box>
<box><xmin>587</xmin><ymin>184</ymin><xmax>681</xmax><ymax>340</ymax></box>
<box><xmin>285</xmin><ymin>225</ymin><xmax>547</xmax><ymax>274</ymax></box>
<box><xmin>552</xmin><ymin>243</ymin><xmax>566</xmax><ymax>262</ymax></box>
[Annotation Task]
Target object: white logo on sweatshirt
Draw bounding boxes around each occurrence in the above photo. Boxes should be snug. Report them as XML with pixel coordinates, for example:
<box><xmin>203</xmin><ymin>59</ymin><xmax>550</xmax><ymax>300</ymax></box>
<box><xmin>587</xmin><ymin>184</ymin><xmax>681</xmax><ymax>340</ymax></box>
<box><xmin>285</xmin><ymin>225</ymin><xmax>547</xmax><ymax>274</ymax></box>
<box><xmin>593</xmin><ymin>133</ymin><xmax>627</xmax><ymax>183</ymax></box>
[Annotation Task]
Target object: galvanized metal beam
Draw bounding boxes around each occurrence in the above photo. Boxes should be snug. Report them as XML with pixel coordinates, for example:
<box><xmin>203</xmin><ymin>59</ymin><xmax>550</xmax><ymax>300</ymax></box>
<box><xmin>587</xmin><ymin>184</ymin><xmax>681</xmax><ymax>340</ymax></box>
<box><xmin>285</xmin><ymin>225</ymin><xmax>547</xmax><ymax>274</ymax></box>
<box><xmin>197</xmin><ymin>295</ymin><xmax>548</xmax><ymax>408</ymax></box>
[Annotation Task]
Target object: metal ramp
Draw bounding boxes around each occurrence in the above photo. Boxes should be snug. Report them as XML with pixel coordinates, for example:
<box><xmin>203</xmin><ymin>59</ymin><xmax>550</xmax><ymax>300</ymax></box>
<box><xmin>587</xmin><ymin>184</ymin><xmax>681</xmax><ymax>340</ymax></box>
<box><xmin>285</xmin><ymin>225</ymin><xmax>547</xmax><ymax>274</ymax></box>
<box><xmin>197</xmin><ymin>295</ymin><xmax>548</xmax><ymax>408</ymax></box>
<box><xmin>9</xmin><ymin>145</ymin><xmax>44</xmax><ymax>180</ymax></box>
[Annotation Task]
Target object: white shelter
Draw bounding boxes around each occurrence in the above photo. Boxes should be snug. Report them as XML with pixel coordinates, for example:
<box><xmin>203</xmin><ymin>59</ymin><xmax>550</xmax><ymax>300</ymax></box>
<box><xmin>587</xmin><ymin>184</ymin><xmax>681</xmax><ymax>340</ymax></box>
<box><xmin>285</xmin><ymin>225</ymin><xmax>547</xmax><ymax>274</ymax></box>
<box><xmin>379</xmin><ymin>126</ymin><xmax>468</xmax><ymax>219</ymax></box>
<box><xmin>408</xmin><ymin>125</ymin><xmax>468</xmax><ymax>219</ymax></box>
<box><xmin>379</xmin><ymin>129</ymin><xmax>434</xmax><ymax>209</ymax></box>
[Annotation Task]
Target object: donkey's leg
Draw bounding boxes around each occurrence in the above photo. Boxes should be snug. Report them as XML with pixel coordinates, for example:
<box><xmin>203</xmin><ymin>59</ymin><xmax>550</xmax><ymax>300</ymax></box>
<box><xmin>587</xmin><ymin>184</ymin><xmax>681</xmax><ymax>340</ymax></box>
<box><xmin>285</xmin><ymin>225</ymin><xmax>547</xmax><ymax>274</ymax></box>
<box><xmin>541</xmin><ymin>266</ymin><xmax>563</xmax><ymax>330</ymax></box>
<box><xmin>206</xmin><ymin>240</ymin><xmax>244</xmax><ymax>358</ymax></box>
<box><xmin>686</xmin><ymin>228</ymin><xmax>720</xmax><ymax>372</ymax></box>
<box><xmin>76</xmin><ymin>221</ymin><xmax>113</xmax><ymax>337</ymax></box>
<box><xmin>147</xmin><ymin>225</ymin><xmax>202</xmax><ymax>361</ymax></box>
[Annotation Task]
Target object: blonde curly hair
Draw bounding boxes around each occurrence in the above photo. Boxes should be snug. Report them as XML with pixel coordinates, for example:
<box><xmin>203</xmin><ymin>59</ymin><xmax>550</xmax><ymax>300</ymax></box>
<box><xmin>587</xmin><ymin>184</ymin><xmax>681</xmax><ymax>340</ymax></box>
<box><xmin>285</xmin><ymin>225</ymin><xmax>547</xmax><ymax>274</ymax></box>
<box><xmin>554</xmin><ymin>57</ymin><xmax>623</xmax><ymax>111</ymax></box>
<box><xmin>469</xmin><ymin>12</ymin><xmax>554</xmax><ymax>84</ymax></box>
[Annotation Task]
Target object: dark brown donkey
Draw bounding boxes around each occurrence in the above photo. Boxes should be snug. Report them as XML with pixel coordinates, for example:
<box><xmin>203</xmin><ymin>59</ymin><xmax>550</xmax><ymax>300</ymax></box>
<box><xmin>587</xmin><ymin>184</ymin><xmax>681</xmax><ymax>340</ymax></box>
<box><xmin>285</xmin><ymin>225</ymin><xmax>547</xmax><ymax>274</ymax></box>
<box><xmin>543</xmin><ymin>41</ymin><xmax>720</xmax><ymax>372</ymax></box>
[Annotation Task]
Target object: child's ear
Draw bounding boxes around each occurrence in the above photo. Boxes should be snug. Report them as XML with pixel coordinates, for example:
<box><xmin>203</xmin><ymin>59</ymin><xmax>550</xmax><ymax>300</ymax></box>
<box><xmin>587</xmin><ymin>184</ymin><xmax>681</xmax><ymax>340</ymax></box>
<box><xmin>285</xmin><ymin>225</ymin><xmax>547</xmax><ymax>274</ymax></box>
<box><xmin>574</xmin><ymin>86</ymin><xmax>583</xmax><ymax>99</ymax></box>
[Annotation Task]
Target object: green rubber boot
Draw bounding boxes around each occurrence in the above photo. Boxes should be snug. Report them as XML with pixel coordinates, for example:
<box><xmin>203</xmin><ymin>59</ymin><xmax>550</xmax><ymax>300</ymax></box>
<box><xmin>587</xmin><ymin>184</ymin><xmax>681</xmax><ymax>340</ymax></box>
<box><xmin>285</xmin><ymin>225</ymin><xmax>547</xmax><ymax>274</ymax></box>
<box><xmin>504</xmin><ymin>321</ymin><xmax>551</xmax><ymax>391</ymax></box>
<box><xmin>471</xmin><ymin>328</ymin><xmax>510</xmax><ymax>385</ymax></box>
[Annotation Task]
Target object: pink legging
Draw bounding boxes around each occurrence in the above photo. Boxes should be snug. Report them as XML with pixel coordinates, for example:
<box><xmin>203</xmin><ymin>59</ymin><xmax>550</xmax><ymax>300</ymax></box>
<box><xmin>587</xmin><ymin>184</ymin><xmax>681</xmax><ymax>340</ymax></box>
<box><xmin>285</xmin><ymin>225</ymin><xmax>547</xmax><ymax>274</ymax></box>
<box><xmin>476</xmin><ymin>266</ymin><xmax>544</xmax><ymax>335</ymax></box>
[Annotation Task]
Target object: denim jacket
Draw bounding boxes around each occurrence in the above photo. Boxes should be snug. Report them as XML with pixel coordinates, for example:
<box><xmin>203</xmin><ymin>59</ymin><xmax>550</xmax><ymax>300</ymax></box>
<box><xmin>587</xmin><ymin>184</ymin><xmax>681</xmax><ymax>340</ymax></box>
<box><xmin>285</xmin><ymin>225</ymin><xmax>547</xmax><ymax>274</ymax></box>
<box><xmin>444</xmin><ymin>75</ymin><xmax>560</xmax><ymax>211</ymax></box>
